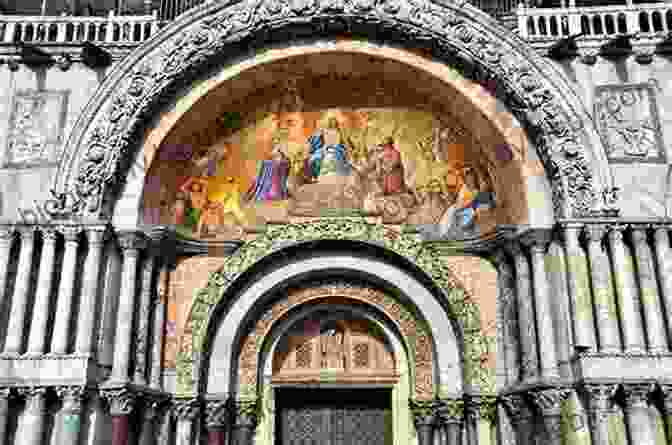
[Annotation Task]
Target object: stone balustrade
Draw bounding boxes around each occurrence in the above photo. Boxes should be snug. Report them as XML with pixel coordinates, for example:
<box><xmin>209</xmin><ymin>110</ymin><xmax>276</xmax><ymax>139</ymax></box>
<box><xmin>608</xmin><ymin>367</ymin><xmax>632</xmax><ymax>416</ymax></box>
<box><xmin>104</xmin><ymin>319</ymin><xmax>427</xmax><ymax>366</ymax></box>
<box><xmin>517</xmin><ymin>2</ymin><xmax>672</xmax><ymax>40</ymax></box>
<box><xmin>0</xmin><ymin>11</ymin><xmax>160</xmax><ymax>46</ymax></box>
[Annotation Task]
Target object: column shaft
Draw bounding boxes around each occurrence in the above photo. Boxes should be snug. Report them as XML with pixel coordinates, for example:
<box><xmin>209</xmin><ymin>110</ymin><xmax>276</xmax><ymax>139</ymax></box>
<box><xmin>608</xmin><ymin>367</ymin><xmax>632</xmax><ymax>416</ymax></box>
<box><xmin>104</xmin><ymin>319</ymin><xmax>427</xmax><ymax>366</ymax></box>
<box><xmin>112</xmin><ymin>415</ymin><xmax>131</xmax><ymax>445</ymax></box>
<box><xmin>608</xmin><ymin>226</ymin><xmax>646</xmax><ymax>353</ymax></box>
<box><xmin>0</xmin><ymin>389</ymin><xmax>12</xmax><ymax>445</ymax></box>
<box><xmin>525</xmin><ymin>232</ymin><xmax>560</xmax><ymax>379</ymax></box>
<box><xmin>631</xmin><ymin>227</ymin><xmax>668</xmax><ymax>353</ymax></box>
<box><xmin>530</xmin><ymin>388</ymin><xmax>571</xmax><ymax>445</ymax></box>
<box><xmin>585</xmin><ymin>384</ymin><xmax>616</xmax><ymax>445</ymax></box>
<box><xmin>208</xmin><ymin>429</ymin><xmax>226</xmax><ymax>445</ymax></box>
<box><xmin>75</xmin><ymin>227</ymin><xmax>107</xmax><ymax>354</ymax></box>
<box><xmin>206</xmin><ymin>400</ymin><xmax>228</xmax><ymax>445</ymax></box>
<box><xmin>103</xmin><ymin>389</ymin><xmax>137</xmax><ymax>445</ymax></box>
<box><xmin>111</xmin><ymin>232</ymin><xmax>146</xmax><ymax>382</ymax></box>
<box><xmin>508</xmin><ymin>242</ymin><xmax>539</xmax><ymax>382</ymax></box>
<box><xmin>57</xmin><ymin>386</ymin><xmax>85</xmax><ymax>445</ymax></box>
<box><xmin>26</xmin><ymin>229</ymin><xmax>58</xmax><ymax>354</ymax></box>
<box><xmin>20</xmin><ymin>387</ymin><xmax>47</xmax><ymax>445</ymax></box>
<box><xmin>653</xmin><ymin>228</ymin><xmax>672</xmax><ymax>348</ymax></box>
<box><xmin>623</xmin><ymin>384</ymin><xmax>656</xmax><ymax>445</ymax></box>
<box><xmin>139</xmin><ymin>403</ymin><xmax>160</xmax><ymax>445</ymax></box>
<box><xmin>562</xmin><ymin>224</ymin><xmax>597</xmax><ymax>350</ymax></box>
<box><xmin>493</xmin><ymin>250</ymin><xmax>519</xmax><ymax>385</ymax></box>
<box><xmin>149</xmin><ymin>269</ymin><xmax>167</xmax><ymax>390</ymax></box>
<box><xmin>51</xmin><ymin>226</ymin><xmax>82</xmax><ymax>354</ymax></box>
<box><xmin>135</xmin><ymin>255</ymin><xmax>155</xmax><ymax>385</ymax></box>
<box><xmin>584</xmin><ymin>225</ymin><xmax>621</xmax><ymax>352</ymax></box>
<box><xmin>4</xmin><ymin>228</ymin><xmax>36</xmax><ymax>354</ymax></box>
<box><xmin>662</xmin><ymin>387</ymin><xmax>672</xmax><ymax>445</ymax></box>
<box><xmin>445</xmin><ymin>421</ymin><xmax>461</xmax><ymax>445</ymax></box>
<box><xmin>174</xmin><ymin>399</ymin><xmax>200</xmax><ymax>445</ymax></box>
<box><xmin>0</xmin><ymin>228</ymin><xmax>15</xmax><ymax>332</ymax></box>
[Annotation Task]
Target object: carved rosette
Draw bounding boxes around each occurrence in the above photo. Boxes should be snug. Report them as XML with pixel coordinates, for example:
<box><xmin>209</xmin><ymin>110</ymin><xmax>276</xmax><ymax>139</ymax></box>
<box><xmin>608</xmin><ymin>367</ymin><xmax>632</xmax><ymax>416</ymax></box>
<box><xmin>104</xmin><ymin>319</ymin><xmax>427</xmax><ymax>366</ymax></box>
<box><xmin>102</xmin><ymin>389</ymin><xmax>137</xmax><ymax>416</ymax></box>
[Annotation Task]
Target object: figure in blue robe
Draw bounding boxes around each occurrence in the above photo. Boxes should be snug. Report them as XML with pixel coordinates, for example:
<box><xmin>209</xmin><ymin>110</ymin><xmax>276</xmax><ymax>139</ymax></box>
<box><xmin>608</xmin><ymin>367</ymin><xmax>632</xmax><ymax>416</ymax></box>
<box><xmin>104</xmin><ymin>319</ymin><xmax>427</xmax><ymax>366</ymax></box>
<box><xmin>305</xmin><ymin>131</ymin><xmax>351</xmax><ymax>180</ymax></box>
<box><xmin>246</xmin><ymin>150</ymin><xmax>290</xmax><ymax>202</ymax></box>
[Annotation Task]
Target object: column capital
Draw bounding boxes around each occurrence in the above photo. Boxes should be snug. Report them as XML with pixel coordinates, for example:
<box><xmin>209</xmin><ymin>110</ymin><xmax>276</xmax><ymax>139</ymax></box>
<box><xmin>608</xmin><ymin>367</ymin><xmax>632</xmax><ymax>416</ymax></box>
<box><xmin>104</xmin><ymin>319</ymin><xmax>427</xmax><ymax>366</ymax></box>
<box><xmin>233</xmin><ymin>399</ymin><xmax>259</xmax><ymax>427</ymax></box>
<box><xmin>117</xmin><ymin>231</ymin><xmax>149</xmax><ymax>252</ymax></box>
<box><xmin>18</xmin><ymin>387</ymin><xmax>48</xmax><ymax>414</ymax></box>
<box><xmin>16</xmin><ymin>225</ymin><xmax>38</xmax><ymax>240</ymax></box>
<box><xmin>173</xmin><ymin>398</ymin><xmax>201</xmax><ymax>421</ymax></box>
<box><xmin>520</xmin><ymin>229</ymin><xmax>553</xmax><ymax>251</ymax></box>
<box><xmin>630</xmin><ymin>226</ymin><xmax>650</xmax><ymax>244</ymax></box>
<box><xmin>583</xmin><ymin>224</ymin><xmax>608</xmax><ymax>244</ymax></box>
<box><xmin>206</xmin><ymin>399</ymin><xmax>230</xmax><ymax>429</ymax></box>
<box><xmin>500</xmin><ymin>394</ymin><xmax>532</xmax><ymax>422</ymax></box>
<box><xmin>40</xmin><ymin>226</ymin><xmax>60</xmax><ymax>243</ymax></box>
<box><xmin>504</xmin><ymin>239</ymin><xmax>525</xmax><ymax>258</ymax></box>
<box><xmin>142</xmin><ymin>400</ymin><xmax>164</xmax><ymax>422</ymax></box>
<box><xmin>529</xmin><ymin>388</ymin><xmax>571</xmax><ymax>416</ymax></box>
<box><xmin>623</xmin><ymin>383</ymin><xmax>654</xmax><ymax>410</ymax></box>
<box><xmin>606</xmin><ymin>223</ymin><xmax>629</xmax><ymax>242</ymax></box>
<box><xmin>661</xmin><ymin>385</ymin><xmax>672</xmax><ymax>412</ymax></box>
<box><xmin>58</xmin><ymin>224</ymin><xmax>82</xmax><ymax>242</ymax></box>
<box><xmin>437</xmin><ymin>398</ymin><xmax>464</xmax><ymax>422</ymax></box>
<box><xmin>85</xmin><ymin>225</ymin><xmax>110</xmax><ymax>246</ymax></box>
<box><xmin>102</xmin><ymin>388</ymin><xmax>138</xmax><ymax>416</ymax></box>
<box><xmin>0</xmin><ymin>225</ymin><xmax>15</xmax><ymax>241</ymax></box>
<box><xmin>583</xmin><ymin>384</ymin><xmax>617</xmax><ymax>411</ymax></box>
<box><xmin>0</xmin><ymin>388</ymin><xmax>13</xmax><ymax>400</ymax></box>
<box><xmin>56</xmin><ymin>386</ymin><xmax>86</xmax><ymax>414</ymax></box>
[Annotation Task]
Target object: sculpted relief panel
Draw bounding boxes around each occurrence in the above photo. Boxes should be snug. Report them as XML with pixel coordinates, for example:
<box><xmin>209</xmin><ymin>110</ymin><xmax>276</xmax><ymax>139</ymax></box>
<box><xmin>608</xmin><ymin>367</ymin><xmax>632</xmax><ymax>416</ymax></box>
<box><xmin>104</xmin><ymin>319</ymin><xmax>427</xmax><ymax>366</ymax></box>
<box><xmin>5</xmin><ymin>90</ymin><xmax>69</xmax><ymax>168</ymax></box>
<box><xmin>143</xmin><ymin>81</ymin><xmax>510</xmax><ymax>242</ymax></box>
<box><xmin>594</xmin><ymin>83</ymin><xmax>665</xmax><ymax>163</ymax></box>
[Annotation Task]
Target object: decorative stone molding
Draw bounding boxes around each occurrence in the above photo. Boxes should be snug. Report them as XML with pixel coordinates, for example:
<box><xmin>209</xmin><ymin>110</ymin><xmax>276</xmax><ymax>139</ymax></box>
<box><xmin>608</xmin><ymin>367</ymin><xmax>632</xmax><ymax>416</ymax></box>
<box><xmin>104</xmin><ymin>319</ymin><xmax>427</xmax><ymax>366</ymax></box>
<box><xmin>56</xmin><ymin>386</ymin><xmax>86</xmax><ymax>414</ymax></box>
<box><xmin>45</xmin><ymin>0</ymin><xmax>614</xmax><ymax>221</ymax></box>
<box><xmin>101</xmin><ymin>388</ymin><xmax>137</xmax><ymax>416</ymax></box>
<box><xmin>181</xmin><ymin>220</ymin><xmax>492</xmax><ymax>397</ymax></box>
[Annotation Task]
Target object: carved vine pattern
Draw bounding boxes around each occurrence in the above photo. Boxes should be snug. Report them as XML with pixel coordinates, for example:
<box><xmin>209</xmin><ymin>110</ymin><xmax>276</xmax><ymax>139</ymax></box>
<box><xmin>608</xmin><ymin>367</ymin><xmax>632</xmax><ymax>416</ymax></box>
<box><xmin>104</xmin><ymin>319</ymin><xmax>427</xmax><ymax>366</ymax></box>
<box><xmin>237</xmin><ymin>284</ymin><xmax>434</xmax><ymax>400</ymax></box>
<box><xmin>177</xmin><ymin>219</ymin><xmax>494</xmax><ymax>399</ymax></box>
<box><xmin>46</xmin><ymin>0</ymin><xmax>614</xmax><ymax>220</ymax></box>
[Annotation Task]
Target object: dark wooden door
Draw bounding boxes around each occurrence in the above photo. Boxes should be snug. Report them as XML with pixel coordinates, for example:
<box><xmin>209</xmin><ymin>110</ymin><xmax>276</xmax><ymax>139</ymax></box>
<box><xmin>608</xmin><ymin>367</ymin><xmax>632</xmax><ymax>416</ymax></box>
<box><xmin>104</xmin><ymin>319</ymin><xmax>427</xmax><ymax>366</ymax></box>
<box><xmin>276</xmin><ymin>388</ymin><xmax>392</xmax><ymax>445</ymax></box>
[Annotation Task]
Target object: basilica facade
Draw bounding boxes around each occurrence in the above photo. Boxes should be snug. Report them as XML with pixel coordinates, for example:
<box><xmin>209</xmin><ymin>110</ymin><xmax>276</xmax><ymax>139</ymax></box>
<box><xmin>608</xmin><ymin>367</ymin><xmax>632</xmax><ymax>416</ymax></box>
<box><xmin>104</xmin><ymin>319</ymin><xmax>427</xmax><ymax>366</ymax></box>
<box><xmin>0</xmin><ymin>0</ymin><xmax>671</xmax><ymax>444</ymax></box>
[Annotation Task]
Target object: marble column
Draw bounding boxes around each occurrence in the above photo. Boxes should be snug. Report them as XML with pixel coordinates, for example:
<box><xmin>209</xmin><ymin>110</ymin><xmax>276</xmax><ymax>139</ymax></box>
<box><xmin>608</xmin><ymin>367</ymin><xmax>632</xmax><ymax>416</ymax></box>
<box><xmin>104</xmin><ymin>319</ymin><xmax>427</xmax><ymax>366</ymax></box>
<box><xmin>530</xmin><ymin>388</ymin><xmax>571</xmax><ymax>445</ymax></box>
<box><xmin>0</xmin><ymin>227</ymin><xmax>15</xmax><ymax>317</ymax></box>
<box><xmin>584</xmin><ymin>225</ymin><xmax>621</xmax><ymax>353</ymax></box>
<box><xmin>4</xmin><ymin>227</ymin><xmax>36</xmax><ymax>354</ymax></box>
<box><xmin>57</xmin><ymin>386</ymin><xmax>86</xmax><ymax>445</ymax></box>
<box><xmin>584</xmin><ymin>384</ymin><xmax>617</xmax><ymax>445</ymax></box>
<box><xmin>135</xmin><ymin>254</ymin><xmax>156</xmax><ymax>385</ymax></box>
<box><xmin>608</xmin><ymin>225</ymin><xmax>646</xmax><ymax>353</ymax></box>
<box><xmin>501</xmin><ymin>394</ymin><xmax>534</xmax><ymax>445</ymax></box>
<box><xmin>491</xmin><ymin>249</ymin><xmax>519</xmax><ymax>386</ymax></box>
<box><xmin>652</xmin><ymin>227</ymin><xmax>672</xmax><ymax>348</ymax></box>
<box><xmin>26</xmin><ymin>228</ymin><xmax>58</xmax><ymax>355</ymax></box>
<box><xmin>506</xmin><ymin>241</ymin><xmax>539</xmax><ymax>382</ymax></box>
<box><xmin>523</xmin><ymin>231</ymin><xmax>560</xmax><ymax>380</ymax></box>
<box><xmin>413</xmin><ymin>412</ymin><xmax>435</xmax><ymax>445</ymax></box>
<box><xmin>75</xmin><ymin>226</ymin><xmax>108</xmax><ymax>355</ymax></box>
<box><xmin>139</xmin><ymin>401</ymin><xmax>161</xmax><ymax>445</ymax></box>
<box><xmin>111</xmin><ymin>232</ymin><xmax>147</xmax><ymax>382</ymax></box>
<box><xmin>174</xmin><ymin>399</ymin><xmax>201</xmax><ymax>445</ymax></box>
<box><xmin>561</xmin><ymin>223</ymin><xmax>597</xmax><ymax>351</ymax></box>
<box><xmin>662</xmin><ymin>385</ymin><xmax>672</xmax><ymax>445</ymax></box>
<box><xmin>149</xmin><ymin>266</ymin><xmax>168</xmax><ymax>390</ymax></box>
<box><xmin>623</xmin><ymin>383</ymin><xmax>656</xmax><ymax>445</ymax></box>
<box><xmin>19</xmin><ymin>387</ymin><xmax>48</xmax><ymax>445</ymax></box>
<box><xmin>0</xmin><ymin>388</ymin><xmax>13</xmax><ymax>444</ymax></box>
<box><xmin>51</xmin><ymin>225</ymin><xmax>82</xmax><ymax>354</ymax></box>
<box><xmin>206</xmin><ymin>400</ymin><xmax>229</xmax><ymax>445</ymax></box>
<box><xmin>103</xmin><ymin>388</ymin><xmax>137</xmax><ymax>445</ymax></box>
<box><xmin>631</xmin><ymin>226</ymin><xmax>668</xmax><ymax>353</ymax></box>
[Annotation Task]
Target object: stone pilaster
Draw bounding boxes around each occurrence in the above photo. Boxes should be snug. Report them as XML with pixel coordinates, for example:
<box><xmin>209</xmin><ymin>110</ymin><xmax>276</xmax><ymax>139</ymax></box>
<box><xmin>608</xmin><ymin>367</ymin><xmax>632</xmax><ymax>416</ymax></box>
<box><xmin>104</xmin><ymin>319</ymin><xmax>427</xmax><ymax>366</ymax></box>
<box><xmin>623</xmin><ymin>383</ymin><xmax>656</xmax><ymax>445</ymax></box>
<box><xmin>631</xmin><ymin>226</ymin><xmax>668</xmax><ymax>353</ymax></box>
<box><xmin>174</xmin><ymin>398</ymin><xmax>201</xmax><ymax>445</ymax></box>
<box><xmin>0</xmin><ymin>388</ymin><xmax>13</xmax><ymax>445</ymax></box>
<box><xmin>608</xmin><ymin>225</ymin><xmax>646</xmax><ymax>354</ymax></box>
<box><xmin>0</xmin><ymin>227</ymin><xmax>15</xmax><ymax>323</ymax></box>
<box><xmin>561</xmin><ymin>223</ymin><xmax>597</xmax><ymax>351</ymax></box>
<box><xmin>18</xmin><ymin>387</ymin><xmax>48</xmax><ymax>445</ymax></box>
<box><xmin>135</xmin><ymin>253</ymin><xmax>156</xmax><ymax>385</ymax></box>
<box><xmin>584</xmin><ymin>384</ymin><xmax>617</xmax><ymax>445</ymax></box>
<box><xmin>491</xmin><ymin>249</ymin><xmax>519</xmax><ymax>386</ymax></box>
<box><xmin>4</xmin><ymin>227</ymin><xmax>37</xmax><ymax>354</ymax></box>
<box><xmin>111</xmin><ymin>232</ymin><xmax>147</xmax><ymax>382</ymax></box>
<box><xmin>102</xmin><ymin>388</ymin><xmax>137</xmax><ymax>445</ymax></box>
<box><xmin>75</xmin><ymin>226</ymin><xmax>108</xmax><ymax>355</ymax></box>
<box><xmin>584</xmin><ymin>224</ymin><xmax>621</xmax><ymax>353</ymax></box>
<box><xmin>150</xmin><ymin>265</ymin><xmax>168</xmax><ymax>390</ymax></box>
<box><xmin>506</xmin><ymin>241</ymin><xmax>539</xmax><ymax>382</ymax></box>
<box><xmin>501</xmin><ymin>394</ymin><xmax>534</xmax><ymax>445</ymax></box>
<box><xmin>26</xmin><ymin>228</ymin><xmax>58</xmax><ymax>355</ymax></box>
<box><xmin>206</xmin><ymin>400</ymin><xmax>229</xmax><ymax>445</ymax></box>
<box><xmin>652</xmin><ymin>226</ymin><xmax>672</xmax><ymax>349</ymax></box>
<box><xmin>56</xmin><ymin>386</ymin><xmax>86</xmax><ymax>445</ymax></box>
<box><xmin>529</xmin><ymin>388</ymin><xmax>571</xmax><ymax>445</ymax></box>
<box><xmin>522</xmin><ymin>230</ymin><xmax>560</xmax><ymax>380</ymax></box>
<box><xmin>51</xmin><ymin>225</ymin><xmax>82</xmax><ymax>354</ymax></box>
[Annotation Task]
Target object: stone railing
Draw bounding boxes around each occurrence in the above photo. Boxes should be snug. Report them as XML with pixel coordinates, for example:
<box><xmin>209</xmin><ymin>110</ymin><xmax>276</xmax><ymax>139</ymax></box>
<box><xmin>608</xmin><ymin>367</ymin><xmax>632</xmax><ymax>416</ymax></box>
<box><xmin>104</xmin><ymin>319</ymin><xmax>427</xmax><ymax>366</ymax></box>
<box><xmin>518</xmin><ymin>3</ymin><xmax>672</xmax><ymax>39</ymax></box>
<box><xmin>0</xmin><ymin>11</ymin><xmax>161</xmax><ymax>45</ymax></box>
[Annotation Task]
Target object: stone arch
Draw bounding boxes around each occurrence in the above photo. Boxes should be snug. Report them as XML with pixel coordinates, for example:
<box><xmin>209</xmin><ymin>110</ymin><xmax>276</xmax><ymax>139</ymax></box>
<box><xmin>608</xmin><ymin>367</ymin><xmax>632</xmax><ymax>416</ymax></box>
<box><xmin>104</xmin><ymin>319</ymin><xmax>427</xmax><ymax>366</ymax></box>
<box><xmin>236</xmin><ymin>285</ymin><xmax>435</xmax><ymax>400</ymax></box>
<box><xmin>44</xmin><ymin>0</ymin><xmax>618</xmax><ymax>222</ymax></box>
<box><xmin>176</xmin><ymin>220</ymin><xmax>493</xmax><ymax>400</ymax></box>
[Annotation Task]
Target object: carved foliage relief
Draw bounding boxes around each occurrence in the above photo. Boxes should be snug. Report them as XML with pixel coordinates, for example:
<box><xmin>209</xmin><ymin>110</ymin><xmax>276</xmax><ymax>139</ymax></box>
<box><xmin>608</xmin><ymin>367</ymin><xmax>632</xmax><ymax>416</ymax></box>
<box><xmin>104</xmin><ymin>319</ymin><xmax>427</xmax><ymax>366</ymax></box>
<box><xmin>595</xmin><ymin>83</ymin><xmax>664</xmax><ymax>163</ymax></box>
<box><xmin>6</xmin><ymin>90</ymin><xmax>68</xmax><ymax>167</ymax></box>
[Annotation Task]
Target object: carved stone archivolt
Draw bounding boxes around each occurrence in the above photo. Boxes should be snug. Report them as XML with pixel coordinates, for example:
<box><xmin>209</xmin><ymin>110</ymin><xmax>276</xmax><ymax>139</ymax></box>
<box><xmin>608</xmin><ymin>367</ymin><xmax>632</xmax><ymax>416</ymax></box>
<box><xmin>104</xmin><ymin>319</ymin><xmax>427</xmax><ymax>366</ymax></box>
<box><xmin>237</xmin><ymin>283</ymin><xmax>434</xmax><ymax>400</ymax></box>
<box><xmin>46</xmin><ymin>0</ymin><xmax>615</xmax><ymax>221</ymax></box>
